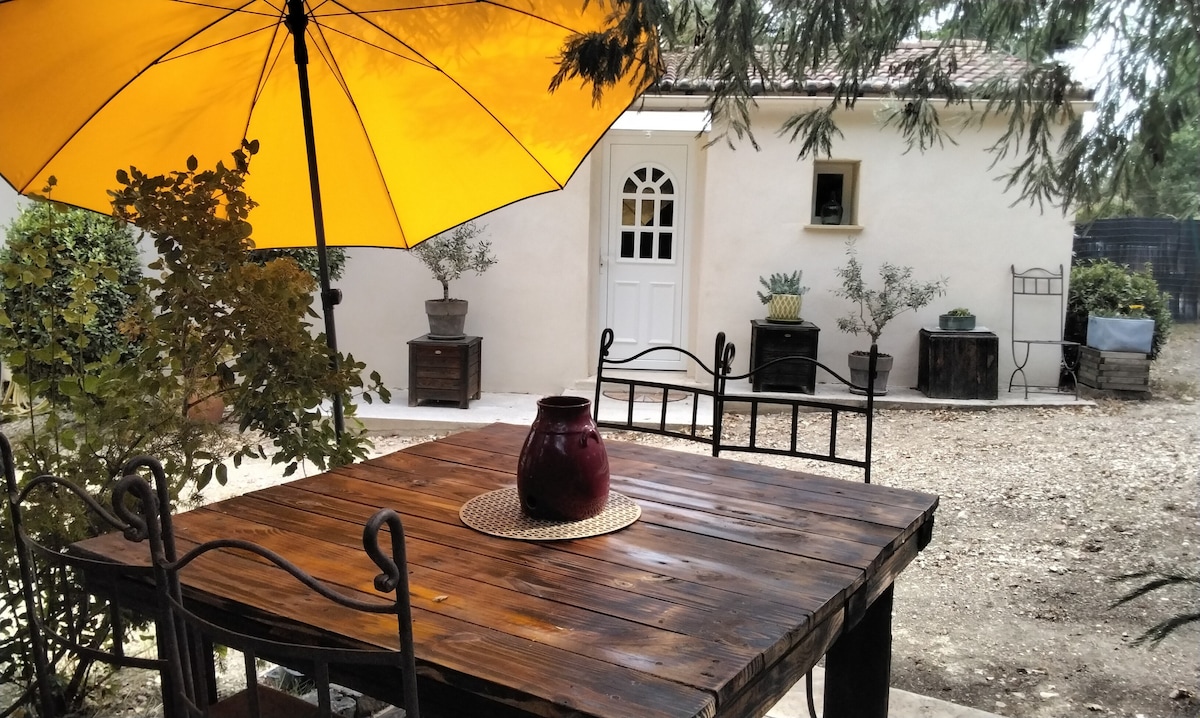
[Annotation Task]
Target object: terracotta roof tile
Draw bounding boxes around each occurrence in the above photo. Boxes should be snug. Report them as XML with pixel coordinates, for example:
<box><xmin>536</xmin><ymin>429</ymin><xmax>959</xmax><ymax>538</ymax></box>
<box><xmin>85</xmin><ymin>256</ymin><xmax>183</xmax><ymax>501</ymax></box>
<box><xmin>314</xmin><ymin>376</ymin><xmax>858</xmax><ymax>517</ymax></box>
<box><xmin>651</xmin><ymin>40</ymin><xmax>1042</xmax><ymax>97</ymax></box>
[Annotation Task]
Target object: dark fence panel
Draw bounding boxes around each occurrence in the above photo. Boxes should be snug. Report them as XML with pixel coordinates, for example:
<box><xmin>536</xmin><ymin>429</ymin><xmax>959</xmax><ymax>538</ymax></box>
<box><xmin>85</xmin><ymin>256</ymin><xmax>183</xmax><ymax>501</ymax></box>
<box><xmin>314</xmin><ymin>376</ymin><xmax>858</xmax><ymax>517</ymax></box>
<box><xmin>1074</xmin><ymin>218</ymin><xmax>1200</xmax><ymax>321</ymax></box>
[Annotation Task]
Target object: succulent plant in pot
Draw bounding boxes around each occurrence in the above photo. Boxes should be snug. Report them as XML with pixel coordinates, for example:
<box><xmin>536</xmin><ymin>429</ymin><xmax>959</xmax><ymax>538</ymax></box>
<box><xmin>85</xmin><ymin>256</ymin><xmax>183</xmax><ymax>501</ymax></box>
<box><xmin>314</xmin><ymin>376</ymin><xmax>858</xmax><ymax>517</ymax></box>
<box><xmin>833</xmin><ymin>241</ymin><xmax>947</xmax><ymax>394</ymax></box>
<box><xmin>757</xmin><ymin>271</ymin><xmax>810</xmax><ymax>322</ymax></box>
<box><xmin>411</xmin><ymin>221</ymin><xmax>496</xmax><ymax>339</ymax></box>
<box><xmin>938</xmin><ymin>307</ymin><xmax>976</xmax><ymax>331</ymax></box>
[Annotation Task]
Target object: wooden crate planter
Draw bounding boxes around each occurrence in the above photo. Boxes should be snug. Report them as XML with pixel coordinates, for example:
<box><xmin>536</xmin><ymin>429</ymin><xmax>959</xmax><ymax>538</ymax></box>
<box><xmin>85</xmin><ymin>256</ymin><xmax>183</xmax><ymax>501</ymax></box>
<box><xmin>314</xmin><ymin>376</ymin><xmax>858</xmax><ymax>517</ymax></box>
<box><xmin>1078</xmin><ymin>346</ymin><xmax>1151</xmax><ymax>396</ymax></box>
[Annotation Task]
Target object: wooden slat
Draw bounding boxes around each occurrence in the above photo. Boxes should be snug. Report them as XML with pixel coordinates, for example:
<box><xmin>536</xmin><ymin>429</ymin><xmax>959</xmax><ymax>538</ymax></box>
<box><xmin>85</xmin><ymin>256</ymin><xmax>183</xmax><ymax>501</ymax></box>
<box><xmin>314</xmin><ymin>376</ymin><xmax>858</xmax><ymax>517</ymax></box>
<box><xmin>276</xmin><ymin>468</ymin><xmax>864</xmax><ymax>612</ymax></box>
<box><xmin>166</xmin><ymin>510</ymin><xmax>761</xmax><ymax>702</ymax></box>
<box><xmin>88</xmin><ymin>532</ymin><xmax>711</xmax><ymax>718</ymax></box>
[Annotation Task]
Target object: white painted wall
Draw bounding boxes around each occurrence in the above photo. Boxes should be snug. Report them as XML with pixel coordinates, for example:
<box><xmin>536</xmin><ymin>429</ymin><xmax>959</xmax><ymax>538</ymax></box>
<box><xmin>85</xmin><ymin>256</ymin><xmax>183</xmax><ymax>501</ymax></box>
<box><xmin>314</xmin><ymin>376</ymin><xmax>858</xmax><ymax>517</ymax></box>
<box><xmin>0</xmin><ymin>184</ymin><xmax>23</xmax><ymax>229</ymax></box>
<box><xmin>333</xmin><ymin>157</ymin><xmax>599</xmax><ymax>397</ymax></box>
<box><xmin>684</xmin><ymin>99</ymin><xmax>1076</xmax><ymax>390</ymax></box>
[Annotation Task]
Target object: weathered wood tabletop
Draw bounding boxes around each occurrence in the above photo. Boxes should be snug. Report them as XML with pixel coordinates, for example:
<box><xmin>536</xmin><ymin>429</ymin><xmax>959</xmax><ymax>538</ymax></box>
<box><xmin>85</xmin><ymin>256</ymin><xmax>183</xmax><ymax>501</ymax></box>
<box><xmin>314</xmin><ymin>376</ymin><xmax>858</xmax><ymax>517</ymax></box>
<box><xmin>78</xmin><ymin>422</ymin><xmax>938</xmax><ymax>718</ymax></box>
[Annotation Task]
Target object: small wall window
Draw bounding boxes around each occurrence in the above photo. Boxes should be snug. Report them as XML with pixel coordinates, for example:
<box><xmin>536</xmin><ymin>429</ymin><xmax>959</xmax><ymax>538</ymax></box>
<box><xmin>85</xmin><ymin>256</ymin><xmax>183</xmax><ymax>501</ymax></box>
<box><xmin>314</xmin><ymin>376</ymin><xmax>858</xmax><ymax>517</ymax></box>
<box><xmin>811</xmin><ymin>160</ymin><xmax>860</xmax><ymax>226</ymax></box>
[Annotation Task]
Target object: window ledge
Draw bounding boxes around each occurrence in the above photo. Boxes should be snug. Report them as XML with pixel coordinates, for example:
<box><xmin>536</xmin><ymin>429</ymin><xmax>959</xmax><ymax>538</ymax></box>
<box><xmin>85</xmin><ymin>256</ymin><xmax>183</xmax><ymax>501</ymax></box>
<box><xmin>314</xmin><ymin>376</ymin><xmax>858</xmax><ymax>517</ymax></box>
<box><xmin>804</xmin><ymin>224</ymin><xmax>864</xmax><ymax>233</ymax></box>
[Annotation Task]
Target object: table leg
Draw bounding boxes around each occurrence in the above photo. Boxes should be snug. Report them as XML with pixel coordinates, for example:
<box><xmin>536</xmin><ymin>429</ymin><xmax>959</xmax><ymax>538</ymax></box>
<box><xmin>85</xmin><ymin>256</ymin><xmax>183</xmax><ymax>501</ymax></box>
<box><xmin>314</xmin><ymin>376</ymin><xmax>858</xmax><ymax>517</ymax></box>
<box><xmin>823</xmin><ymin>584</ymin><xmax>894</xmax><ymax>718</ymax></box>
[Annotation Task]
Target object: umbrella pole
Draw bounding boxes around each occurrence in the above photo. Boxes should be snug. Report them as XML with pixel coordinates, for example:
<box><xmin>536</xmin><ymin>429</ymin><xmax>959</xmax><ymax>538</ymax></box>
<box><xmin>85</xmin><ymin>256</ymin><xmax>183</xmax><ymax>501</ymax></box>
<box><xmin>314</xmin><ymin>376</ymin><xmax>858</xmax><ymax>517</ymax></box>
<box><xmin>287</xmin><ymin>0</ymin><xmax>345</xmax><ymax>439</ymax></box>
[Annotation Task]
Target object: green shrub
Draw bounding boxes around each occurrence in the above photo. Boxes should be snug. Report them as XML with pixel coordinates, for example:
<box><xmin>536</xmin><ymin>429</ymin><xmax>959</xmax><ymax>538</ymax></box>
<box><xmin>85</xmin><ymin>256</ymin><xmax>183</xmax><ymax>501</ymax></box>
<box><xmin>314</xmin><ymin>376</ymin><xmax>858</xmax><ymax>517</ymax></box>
<box><xmin>0</xmin><ymin>147</ymin><xmax>390</xmax><ymax>715</ymax></box>
<box><xmin>249</xmin><ymin>246</ymin><xmax>347</xmax><ymax>283</ymax></box>
<box><xmin>0</xmin><ymin>202</ymin><xmax>142</xmax><ymax>400</ymax></box>
<box><xmin>1068</xmin><ymin>259</ymin><xmax>1173</xmax><ymax>357</ymax></box>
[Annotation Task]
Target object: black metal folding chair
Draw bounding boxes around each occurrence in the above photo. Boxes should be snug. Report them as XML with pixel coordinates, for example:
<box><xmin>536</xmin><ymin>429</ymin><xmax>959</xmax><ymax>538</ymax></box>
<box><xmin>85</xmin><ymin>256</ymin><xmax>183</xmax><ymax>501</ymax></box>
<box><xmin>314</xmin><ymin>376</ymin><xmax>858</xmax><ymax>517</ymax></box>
<box><xmin>2</xmin><ymin>433</ymin><xmax>172</xmax><ymax>718</ymax></box>
<box><xmin>143</xmin><ymin>496</ymin><xmax>421</xmax><ymax>718</ymax></box>
<box><xmin>1010</xmin><ymin>264</ymin><xmax>1080</xmax><ymax>398</ymax></box>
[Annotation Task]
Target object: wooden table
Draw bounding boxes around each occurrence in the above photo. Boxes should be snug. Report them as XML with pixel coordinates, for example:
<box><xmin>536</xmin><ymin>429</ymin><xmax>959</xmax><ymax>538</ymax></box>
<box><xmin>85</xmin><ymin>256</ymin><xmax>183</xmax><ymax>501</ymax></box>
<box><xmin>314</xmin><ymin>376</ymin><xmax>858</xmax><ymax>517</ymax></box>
<box><xmin>77</xmin><ymin>423</ymin><xmax>938</xmax><ymax>718</ymax></box>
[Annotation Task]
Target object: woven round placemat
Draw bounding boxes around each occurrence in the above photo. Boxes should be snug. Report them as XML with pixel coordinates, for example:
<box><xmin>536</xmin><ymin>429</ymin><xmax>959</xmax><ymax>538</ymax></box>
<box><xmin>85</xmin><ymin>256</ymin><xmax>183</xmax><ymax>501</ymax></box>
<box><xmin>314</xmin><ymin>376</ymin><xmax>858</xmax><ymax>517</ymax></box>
<box><xmin>459</xmin><ymin>487</ymin><xmax>640</xmax><ymax>541</ymax></box>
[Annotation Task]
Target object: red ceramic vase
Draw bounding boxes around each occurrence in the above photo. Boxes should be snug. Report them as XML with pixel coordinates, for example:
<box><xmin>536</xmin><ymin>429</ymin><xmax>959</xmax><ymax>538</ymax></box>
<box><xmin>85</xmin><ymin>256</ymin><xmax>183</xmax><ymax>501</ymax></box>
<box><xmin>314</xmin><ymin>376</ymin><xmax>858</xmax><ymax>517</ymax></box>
<box><xmin>517</xmin><ymin>396</ymin><xmax>610</xmax><ymax>521</ymax></box>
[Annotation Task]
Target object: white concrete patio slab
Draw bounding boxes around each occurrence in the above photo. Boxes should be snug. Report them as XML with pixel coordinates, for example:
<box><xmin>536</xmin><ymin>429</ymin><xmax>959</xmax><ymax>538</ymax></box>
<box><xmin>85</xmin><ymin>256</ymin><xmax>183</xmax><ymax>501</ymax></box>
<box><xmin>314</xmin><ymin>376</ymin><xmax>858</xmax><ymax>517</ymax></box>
<box><xmin>769</xmin><ymin>667</ymin><xmax>1005</xmax><ymax>718</ymax></box>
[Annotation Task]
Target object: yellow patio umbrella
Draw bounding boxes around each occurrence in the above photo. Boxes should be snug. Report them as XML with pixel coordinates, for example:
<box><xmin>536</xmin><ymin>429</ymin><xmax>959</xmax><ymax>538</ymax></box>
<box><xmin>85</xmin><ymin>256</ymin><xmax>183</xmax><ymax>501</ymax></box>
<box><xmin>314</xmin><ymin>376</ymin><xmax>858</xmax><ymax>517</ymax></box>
<box><xmin>0</xmin><ymin>0</ymin><xmax>654</xmax><ymax>433</ymax></box>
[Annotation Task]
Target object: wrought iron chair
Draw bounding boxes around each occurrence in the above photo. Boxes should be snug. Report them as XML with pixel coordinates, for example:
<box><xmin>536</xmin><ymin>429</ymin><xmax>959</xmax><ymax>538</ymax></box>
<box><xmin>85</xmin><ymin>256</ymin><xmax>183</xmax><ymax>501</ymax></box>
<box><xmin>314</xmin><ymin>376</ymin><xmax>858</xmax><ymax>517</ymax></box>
<box><xmin>1009</xmin><ymin>265</ymin><xmax>1080</xmax><ymax>398</ymax></box>
<box><xmin>2</xmin><ymin>433</ymin><xmax>172</xmax><ymax>718</ymax></box>
<box><xmin>594</xmin><ymin>328</ymin><xmax>877</xmax><ymax>482</ymax></box>
<box><xmin>142</xmin><ymin>493</ymin><xmax>421</xmax><ymax>718</ymax></box>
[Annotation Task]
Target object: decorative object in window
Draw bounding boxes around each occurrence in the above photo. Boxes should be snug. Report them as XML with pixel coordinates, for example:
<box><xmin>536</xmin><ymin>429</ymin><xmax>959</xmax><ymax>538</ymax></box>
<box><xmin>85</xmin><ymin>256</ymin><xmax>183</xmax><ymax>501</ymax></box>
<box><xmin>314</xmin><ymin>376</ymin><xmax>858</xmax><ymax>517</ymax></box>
<box><xmin>811</xmin><ymin>160</ymin><xmax>860</xmax><ymax>226</ymax></box>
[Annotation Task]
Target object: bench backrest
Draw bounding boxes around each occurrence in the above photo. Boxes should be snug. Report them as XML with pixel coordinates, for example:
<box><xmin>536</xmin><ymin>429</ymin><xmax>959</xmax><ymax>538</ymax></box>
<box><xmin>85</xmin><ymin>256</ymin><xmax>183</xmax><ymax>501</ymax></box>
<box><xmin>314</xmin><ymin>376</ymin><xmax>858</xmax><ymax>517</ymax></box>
<box><xmin>593</xmin><ymin>329</ymin><xmax>877</xmax><ymax>483</ymax></box>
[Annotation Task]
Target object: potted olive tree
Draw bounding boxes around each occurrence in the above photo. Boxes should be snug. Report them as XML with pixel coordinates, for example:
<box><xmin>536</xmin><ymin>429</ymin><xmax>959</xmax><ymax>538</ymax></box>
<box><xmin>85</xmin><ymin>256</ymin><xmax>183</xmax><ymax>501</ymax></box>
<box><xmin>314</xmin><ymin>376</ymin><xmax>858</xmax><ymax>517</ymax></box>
<box><xmin>757</xmin><ymin>271</ymin><xmax>810</xmax><ymax>321</ymax></box>
<box><xmin>411</xmin><ymin>221</ymin><xmax>496</xmax><ymax>339</ymax></box>
<box><xmin>834</xmin><ymin>241</ymin><xmax>947</xmax><ymax>394</ymax></box>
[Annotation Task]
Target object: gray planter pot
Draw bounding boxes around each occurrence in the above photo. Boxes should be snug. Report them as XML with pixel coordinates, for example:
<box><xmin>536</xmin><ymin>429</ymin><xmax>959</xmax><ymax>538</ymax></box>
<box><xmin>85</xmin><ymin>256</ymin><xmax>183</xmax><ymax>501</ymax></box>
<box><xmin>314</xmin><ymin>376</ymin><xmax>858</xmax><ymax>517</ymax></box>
<box><xmin>847</xmin><ymin>351</ymin><xmax>894</xmax><ymax>395</ymax></box>
<box><xmin>425</xmin><ymin>299</ymin><xmax>469</xmax><ymax>339</ymax></box>
<box><xmin>938</xmin><ymin>314</ymin><xmax>976</xmax><ymax>331</ymax></box>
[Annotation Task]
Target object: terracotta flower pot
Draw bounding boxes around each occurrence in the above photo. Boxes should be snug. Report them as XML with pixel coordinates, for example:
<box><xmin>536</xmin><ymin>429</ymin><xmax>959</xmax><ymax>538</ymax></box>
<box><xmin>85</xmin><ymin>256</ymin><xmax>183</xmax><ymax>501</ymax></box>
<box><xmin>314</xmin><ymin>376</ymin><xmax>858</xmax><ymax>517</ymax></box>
<box><xmin>847</xmin><ymin>351</ymin><xmax>893</xmax><ymax>395</ymax></box>
<box><xmin>425</xmin><ymin>299</ymin><xmax>468</xmax><ymax>339</ymax></box>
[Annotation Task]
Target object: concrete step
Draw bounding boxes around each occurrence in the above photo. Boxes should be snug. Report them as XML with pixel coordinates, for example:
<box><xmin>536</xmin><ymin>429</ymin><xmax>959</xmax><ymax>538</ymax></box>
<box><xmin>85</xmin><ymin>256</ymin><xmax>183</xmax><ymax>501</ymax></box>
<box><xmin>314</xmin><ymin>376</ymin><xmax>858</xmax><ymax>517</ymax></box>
<box><xmin>767</xmin><ymin>667</ymin><xmax>1004</xmax><ymax>718</ymax></box>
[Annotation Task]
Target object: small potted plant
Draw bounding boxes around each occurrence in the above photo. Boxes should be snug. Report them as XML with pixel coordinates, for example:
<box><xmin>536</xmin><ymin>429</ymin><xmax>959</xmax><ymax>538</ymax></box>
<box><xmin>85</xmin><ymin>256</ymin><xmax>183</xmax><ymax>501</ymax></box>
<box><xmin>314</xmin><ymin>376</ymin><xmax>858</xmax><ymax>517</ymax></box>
<box><xmin>411</xmin><ymin>221</ymin><xmax>496</xmax><ymax>339</ymax></box>
<box><xmin>757</xmin><ymin>271</ymin><xmax>810</xmax><ymax>322</ymax></box>
<box><xmin>938</xmin><ymin>307</ymin><xmax>976</xmax><ymax>331</ymax></box>
<box><xmin>833</xmin><ymin>241</ymin><xmax>947</xmax><ymax>394</ymax></box>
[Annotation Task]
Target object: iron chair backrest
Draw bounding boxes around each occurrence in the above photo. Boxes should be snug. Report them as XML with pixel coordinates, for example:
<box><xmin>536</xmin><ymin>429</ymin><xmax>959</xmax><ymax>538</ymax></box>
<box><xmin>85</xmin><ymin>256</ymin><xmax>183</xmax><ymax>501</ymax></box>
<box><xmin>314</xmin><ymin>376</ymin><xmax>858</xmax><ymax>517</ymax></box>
<box><xmin>1010</xmin><ymin>264</ymin><xmax>1072</xmax><ymax>341</ymax></box>
<box><xmin>593</xmin><ymin>330</ymin><xmax>877</xmax><ymax>483</ymax></box>
<box><xmin>593</xmin><ymin>327</ymin><xmax>727</xmax><ymax>450</ymax></box>
<box><xmin>146</xmin><ymin>503</ymin><xmax>421</xmax><ymax>718</ymax></box>
<box><xmin>2</xmin><ymin>433</ymin><xmax>170</xmax><ymax>718</ymax></box>
<box><xmin>717</xmin><ymin>342</ymin><xmax>877</xmax><ymax>483</ymax></box>
<box><xmin>1009</xmin><ymin>264</ymin><xmax>1080</xmax><ymax>398</ymax></box>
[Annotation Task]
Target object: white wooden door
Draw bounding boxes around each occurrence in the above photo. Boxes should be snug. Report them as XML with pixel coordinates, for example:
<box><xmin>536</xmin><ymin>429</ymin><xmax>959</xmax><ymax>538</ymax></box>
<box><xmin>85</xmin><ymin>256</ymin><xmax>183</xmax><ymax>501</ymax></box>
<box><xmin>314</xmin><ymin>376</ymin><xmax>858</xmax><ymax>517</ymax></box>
<box><xmin>603</xmin><ymin>143</ymin><xmax>688</xmax><ymax>369</ymax></box>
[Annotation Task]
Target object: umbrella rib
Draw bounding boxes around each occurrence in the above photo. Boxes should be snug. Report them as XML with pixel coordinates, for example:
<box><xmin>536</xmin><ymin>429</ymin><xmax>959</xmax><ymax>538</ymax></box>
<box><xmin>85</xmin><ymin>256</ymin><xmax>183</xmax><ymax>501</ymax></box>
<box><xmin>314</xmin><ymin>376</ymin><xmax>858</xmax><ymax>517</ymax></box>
<box><xmin>248</xmin><ymin>19</ymin><xmax>295</xmax><ymax>133</ymax></box>
<box><xmin>22</xmin><ymin>1</ymin><xmax>264</xmax><ymax>192</ymax></box>
<box><xmin>323</xmin><ymin>1</ymin><xmax>567</xmax><ymax>191</ymax></box>
<box><xmin>304</xmin><ymin>13</ymin><xmax>410</xmax><ymax>246</ymax></box>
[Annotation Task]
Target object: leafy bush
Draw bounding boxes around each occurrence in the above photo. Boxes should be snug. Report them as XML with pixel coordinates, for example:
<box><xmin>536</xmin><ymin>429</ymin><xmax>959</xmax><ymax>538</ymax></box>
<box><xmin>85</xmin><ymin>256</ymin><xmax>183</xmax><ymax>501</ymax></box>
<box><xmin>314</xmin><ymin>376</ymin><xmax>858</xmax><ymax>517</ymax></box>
<box><xmin>0</xmin><ymin>146</ymin><xmax>390</xmax><ymax>715</ymax></box>
<box><xmin>249</xmin><ymin>246</ymin><xmax>347</xmax><ymax>283</ymax></box>
<box><xmin>1067</xmin><ymin>259</ymin><xmax>1173</xmax><ymax>357</ymax></box>
<box><xmin>0</xmin><ymin>200</ymin><xmax>142</xmax><ymax>400</ymax></box>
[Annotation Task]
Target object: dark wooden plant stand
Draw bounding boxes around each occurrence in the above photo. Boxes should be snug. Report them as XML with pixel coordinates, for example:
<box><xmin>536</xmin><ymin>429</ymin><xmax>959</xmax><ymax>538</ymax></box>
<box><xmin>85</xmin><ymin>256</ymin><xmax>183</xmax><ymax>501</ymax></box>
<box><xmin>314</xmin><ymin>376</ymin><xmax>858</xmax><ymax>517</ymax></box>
<box><xmin>408</xmin><ymin>334</ymin><xmax>481</xmax><ymax>408</ymax></box>
<box><xmin>750</xmin><ymin>319</ymin><xmax>819</xmax><ymax>393</ymax></box>
<box><xmin>917</xmin><ymin>327</ymin><xmax>999</xmax><ymax>399</ymax></box>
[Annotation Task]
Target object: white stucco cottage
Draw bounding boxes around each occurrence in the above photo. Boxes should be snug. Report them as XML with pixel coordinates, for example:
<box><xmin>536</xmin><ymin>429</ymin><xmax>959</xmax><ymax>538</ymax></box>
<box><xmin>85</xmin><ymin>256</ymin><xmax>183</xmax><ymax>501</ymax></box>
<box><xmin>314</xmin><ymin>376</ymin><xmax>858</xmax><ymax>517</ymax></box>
<box><xmin>331</xmin><ymin>42</ymin><xmax>1086</xmax><ymax>401</ymax></box>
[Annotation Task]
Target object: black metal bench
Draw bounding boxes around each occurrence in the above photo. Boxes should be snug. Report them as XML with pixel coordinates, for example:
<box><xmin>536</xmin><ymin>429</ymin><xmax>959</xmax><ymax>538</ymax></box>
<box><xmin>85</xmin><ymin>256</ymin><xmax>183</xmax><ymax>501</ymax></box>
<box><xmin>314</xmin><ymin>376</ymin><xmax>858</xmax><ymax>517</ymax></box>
<box><xmin>593</xmin><ymin>328</ymin><xmax>879</xmax><ymax>483</ymax></box>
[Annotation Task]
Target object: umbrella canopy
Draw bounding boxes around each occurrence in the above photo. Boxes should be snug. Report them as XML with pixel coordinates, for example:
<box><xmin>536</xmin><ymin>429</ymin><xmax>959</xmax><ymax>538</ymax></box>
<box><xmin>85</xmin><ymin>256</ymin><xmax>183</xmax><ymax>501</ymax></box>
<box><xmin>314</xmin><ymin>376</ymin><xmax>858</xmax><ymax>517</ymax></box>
<box><xmin>0</xmin><ymin>0</ymin><xmax>650</xmax><ymax>249</ymax></box>
<box><xmin>0</xmin><ymin>0</ymin><xmax>653</xmax><ymax>434</ymax></box>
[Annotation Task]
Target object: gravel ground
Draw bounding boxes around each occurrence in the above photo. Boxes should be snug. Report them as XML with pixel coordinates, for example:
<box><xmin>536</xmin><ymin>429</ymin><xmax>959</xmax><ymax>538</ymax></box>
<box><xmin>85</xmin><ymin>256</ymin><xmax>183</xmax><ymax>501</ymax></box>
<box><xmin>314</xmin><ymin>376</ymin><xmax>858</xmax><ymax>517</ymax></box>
<box><xmin>23</xmin><ymin>326</ymin><xmax>1199</xmax><ymax>718</ymax></box>
<box><xmin>598</xmin><ymin>326</ymin><xmax>1200</xmax><ymax>718</ymax></box>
